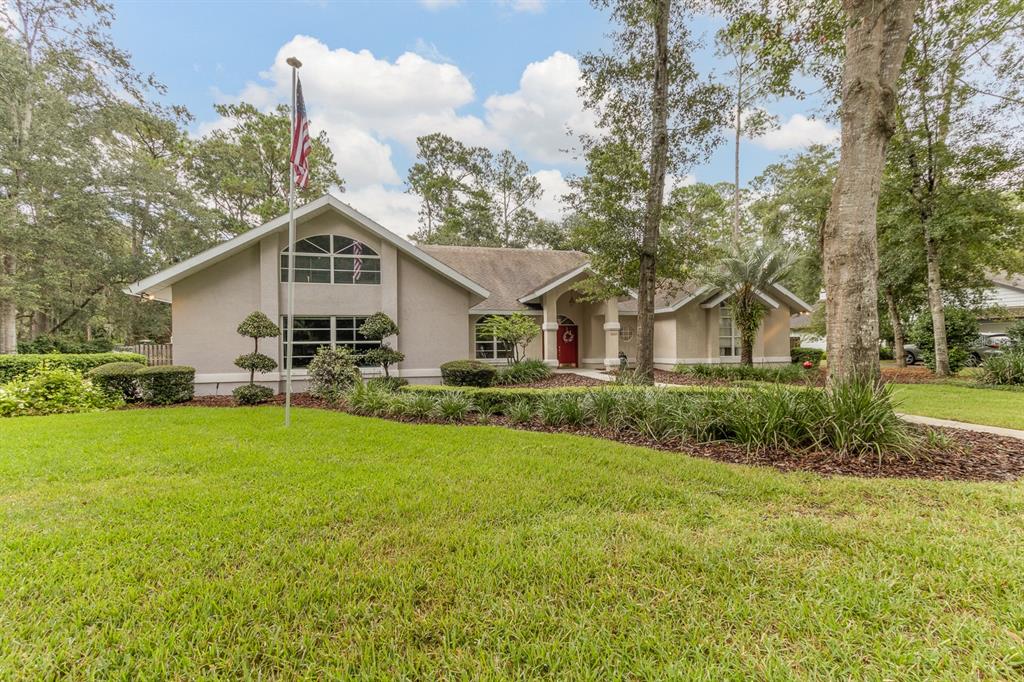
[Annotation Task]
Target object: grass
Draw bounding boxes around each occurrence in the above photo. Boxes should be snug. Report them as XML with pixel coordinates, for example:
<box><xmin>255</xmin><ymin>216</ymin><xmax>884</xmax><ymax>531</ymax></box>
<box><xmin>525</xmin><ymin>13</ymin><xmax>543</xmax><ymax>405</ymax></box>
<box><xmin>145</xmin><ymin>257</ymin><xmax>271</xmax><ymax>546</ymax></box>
<box><xmin>2</xmin><ymin>407</ymin><xmax>1024</xmax><ymax>678</ymax></box>
<box><xmin>892</xmin><ymin>383</ymin><xmax>1024</xmax><ymax>430</ymax></box>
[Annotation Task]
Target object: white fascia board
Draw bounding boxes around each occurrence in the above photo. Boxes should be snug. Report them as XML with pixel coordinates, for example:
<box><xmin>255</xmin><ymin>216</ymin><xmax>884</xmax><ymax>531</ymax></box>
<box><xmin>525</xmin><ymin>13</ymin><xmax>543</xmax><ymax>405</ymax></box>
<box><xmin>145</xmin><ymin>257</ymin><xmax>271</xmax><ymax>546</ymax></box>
<box><xmin>701</xmin><ymin>288</ymin><xmax>779</xmax><ymax>310</ymax></box>
<box><xmin>471</xmin><ymin>309</ymin><xmax>544</xmax><ymax>316</ymax></box>
<box><xmin>655</xmin><ymin>284</ymin><xmax>717</xmax><ymax>313</ymax></box>
<box><xmin>517</xmin><ymin>264</ymin><xmax>591</xmax><ymax>304</ymax></box>
<box><xmin>124</xmin><ymin>194</ymin><xmax>491</xmax><ymax>301</ymax></box>
<box><xmin>770</xmin><ymin>284</ymin><xmax>814</xmax><ymax>313</ymax></box>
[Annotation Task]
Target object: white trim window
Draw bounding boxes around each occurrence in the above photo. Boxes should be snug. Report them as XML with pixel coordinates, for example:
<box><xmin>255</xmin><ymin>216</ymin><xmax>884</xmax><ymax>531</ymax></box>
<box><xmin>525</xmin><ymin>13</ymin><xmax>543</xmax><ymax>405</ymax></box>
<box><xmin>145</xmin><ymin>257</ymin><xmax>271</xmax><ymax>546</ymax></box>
<box><xmin>474</xmin><ymin>315</ymin><xmax>512</xmax><ymax>361</ymax></box>
<box><xmin>281</xmin><ymin>315</ymin><xmax>381</xmax><ymax>368</ymax></box>
<box><xmin>281</xmin><ymin>235</ymin><xmax>381</xmax><ymax>284</ymax></box>
<box><xmin>719</xmin><ymin>304</ymin><xmax>740</xmax><ymax>358</ymax></box>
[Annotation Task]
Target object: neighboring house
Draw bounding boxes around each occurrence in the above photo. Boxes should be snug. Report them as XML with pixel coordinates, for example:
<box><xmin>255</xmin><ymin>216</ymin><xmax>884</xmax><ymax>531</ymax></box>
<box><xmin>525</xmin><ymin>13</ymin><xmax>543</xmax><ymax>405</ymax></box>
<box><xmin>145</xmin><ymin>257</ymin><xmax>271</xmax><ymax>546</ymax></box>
<box><xmin>127</xmin><ymin>195</ymin><xmax>812</xmax><ymax>394</ymax></box>
<box><xmin>979</xmin><ymin>273</ymin><xmax>1024</xmax><ymax>334</ymax></box>
<box><xmin>789</xmin><ymin>311</ymin><xmax>826</xmax><ymax>351</ymax></box>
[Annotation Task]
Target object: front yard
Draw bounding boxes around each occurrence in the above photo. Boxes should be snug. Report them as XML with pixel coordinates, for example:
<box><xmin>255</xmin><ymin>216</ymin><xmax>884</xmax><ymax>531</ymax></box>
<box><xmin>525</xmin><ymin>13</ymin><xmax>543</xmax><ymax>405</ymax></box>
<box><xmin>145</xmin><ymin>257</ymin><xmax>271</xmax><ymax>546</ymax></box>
<box><xmin>893</xmin><ymin>384</ymin><xmax>1024</xmax><ymax>430</ymax></box>
<box><xmin>2</xmin><ymin>407</ymin><xmax>1023</xmax><ymax>678</ymax></box>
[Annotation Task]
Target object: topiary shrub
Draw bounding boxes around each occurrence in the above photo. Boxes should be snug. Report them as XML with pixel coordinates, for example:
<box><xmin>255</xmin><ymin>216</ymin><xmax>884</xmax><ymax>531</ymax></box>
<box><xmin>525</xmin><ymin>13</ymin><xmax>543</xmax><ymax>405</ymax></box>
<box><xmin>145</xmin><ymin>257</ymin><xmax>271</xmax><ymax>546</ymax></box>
<box><xmin>136</xmin><ymin>365</ymin><xmax>195</xmax><ymax>404</ymax></box>
<box><xmin>233</xmin><ymin>384</ymin><xmax>276</xmax><ymax>405</ymax></box>
<box><xmin>233</xmin><ymin>311</ymin><xmax>279</xmax><ymax>404</ymax></box>
<box><xmin>909</xmin><ymin>307</ymin><xmax>978</xmax><ymax>373</ymax></box>
<box><xmin>358</xmin><ymin>313</ymin><xmax>405</xmax><ymax>378</ymax></box>
<box><xmin>0</xmin><ymin>366</ymin><xmax>121</xmax><ymax>417</ymax></box>
<box><xmin>308</xmin><ymin>346</ymin><xmax>361</xmax><ymax>403</ymax></box>
<box><xmin>441</xmin><ymin>359</ymin><xmax>497</xmax><ymax>388</ymax></box>
<box><xmin>790</xmin><ymin>347</ymin><xmax>825</xmax><ymax>367</ymax></box>
<box><xmin>86</xmin><ymin>362</ymin><xmax>145</xmax><ymax>402</ymax></box>
<box><xmin>0</xmin><ymin>352</ymin><xmax>147</xmax><ymax>383</ymax></box>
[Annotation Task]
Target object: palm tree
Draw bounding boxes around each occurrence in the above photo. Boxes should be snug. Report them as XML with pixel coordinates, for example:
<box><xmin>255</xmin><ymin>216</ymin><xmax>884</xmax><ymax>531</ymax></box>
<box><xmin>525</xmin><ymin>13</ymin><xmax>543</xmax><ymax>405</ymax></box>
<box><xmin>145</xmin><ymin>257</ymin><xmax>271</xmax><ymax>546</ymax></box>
<box><xmin>711</xmin><ymin>240</ymin><xmax>797</xmax><ymax>366</ymax></box>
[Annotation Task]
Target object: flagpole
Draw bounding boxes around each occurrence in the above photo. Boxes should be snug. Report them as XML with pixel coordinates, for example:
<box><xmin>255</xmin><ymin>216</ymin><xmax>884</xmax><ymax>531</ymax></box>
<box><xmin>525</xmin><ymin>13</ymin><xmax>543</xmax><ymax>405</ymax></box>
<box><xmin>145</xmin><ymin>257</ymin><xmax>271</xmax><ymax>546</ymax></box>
<box><xmin>284</xmin><ymin>56</ymin><xmax>302</xmax><ymax>427</ymax></box>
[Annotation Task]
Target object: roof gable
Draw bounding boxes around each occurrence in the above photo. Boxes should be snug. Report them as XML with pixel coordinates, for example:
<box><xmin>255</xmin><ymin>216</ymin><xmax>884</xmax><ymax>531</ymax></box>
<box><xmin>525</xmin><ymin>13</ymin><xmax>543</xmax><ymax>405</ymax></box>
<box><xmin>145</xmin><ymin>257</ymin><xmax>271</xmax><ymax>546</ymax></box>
<box><xmin>125</xmin><ymin>195</ymin><xmax>490</xmax><ymax>302</ymax></box>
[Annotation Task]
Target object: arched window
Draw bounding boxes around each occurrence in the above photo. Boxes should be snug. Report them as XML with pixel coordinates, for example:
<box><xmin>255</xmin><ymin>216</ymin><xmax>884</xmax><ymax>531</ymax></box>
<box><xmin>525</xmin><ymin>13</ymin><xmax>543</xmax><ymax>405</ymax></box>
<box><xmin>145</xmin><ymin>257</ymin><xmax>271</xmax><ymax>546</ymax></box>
<box><xmin>280</xmin><ymin>235</ymin><xmax>381</xmax><ymax>284</ymax></box>
<box><xmin>474</xmin><ymin>315</ymin><xmax>512</xmax><ymax>361</ymax></box>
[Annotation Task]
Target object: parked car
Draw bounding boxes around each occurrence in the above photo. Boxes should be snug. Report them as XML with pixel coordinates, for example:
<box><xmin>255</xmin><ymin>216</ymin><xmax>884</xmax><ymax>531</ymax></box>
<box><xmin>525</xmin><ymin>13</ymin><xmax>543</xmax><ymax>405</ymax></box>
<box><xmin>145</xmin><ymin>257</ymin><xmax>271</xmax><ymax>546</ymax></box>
<box><xmin>968</xmin><ymin>333</ymin><xmax>1015</xmax><ymax>366</ymax></box>
<box><xmin>902</xmin><ymin>344</ymin><xmax>920</xmax><ymax>366</ymax></box>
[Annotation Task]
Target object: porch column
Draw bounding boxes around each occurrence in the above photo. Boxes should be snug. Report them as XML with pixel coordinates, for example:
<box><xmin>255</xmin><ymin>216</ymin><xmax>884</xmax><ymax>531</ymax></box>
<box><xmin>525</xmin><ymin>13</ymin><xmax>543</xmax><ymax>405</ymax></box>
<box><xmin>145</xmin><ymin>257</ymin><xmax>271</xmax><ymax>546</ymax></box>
<box><xmin>603</xmin><ymin>298</ymin><xmax>620</xmax><ymax>370</ymax></box>
<box><xmin>542</xmin><ymin>291</ymin><xmax>558</xmax><ymax>367</ymax></box>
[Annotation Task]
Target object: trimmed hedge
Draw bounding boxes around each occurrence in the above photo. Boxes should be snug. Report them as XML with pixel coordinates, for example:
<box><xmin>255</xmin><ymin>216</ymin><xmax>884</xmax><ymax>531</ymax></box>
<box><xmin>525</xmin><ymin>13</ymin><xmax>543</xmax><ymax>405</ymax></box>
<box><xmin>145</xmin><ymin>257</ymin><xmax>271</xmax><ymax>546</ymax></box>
<box><xmin>440</xmin><ymin>360</ymin><xmax>497</xmax><ymax>388</ymax></box>
<box><xmin>402</xmin><ymin>383</ymin><xmax>713</xmax><ymax>413</ymax></box>
<box><xmin>136</xmin><ymin>365</ymin><xmax>195</xmax><ymax>404</ymax></box>
<box><xmin>0</xmin><ymin>352</ymin><xmax>148</xmax><ymax>384</ymax></box>
<box><xmin>86</xmin><ymin>362</ymin><xmax>145</xmax><ymax>402</ymax></box>
<box><xmin>233</xmin><ymin>384</ymin><xmax>275</xmax><ymax>405</ymax></box>
<box><xmin>790</xmin><ymin>347</ymin><xmax>825</xmax><ymax>367</ymax></box>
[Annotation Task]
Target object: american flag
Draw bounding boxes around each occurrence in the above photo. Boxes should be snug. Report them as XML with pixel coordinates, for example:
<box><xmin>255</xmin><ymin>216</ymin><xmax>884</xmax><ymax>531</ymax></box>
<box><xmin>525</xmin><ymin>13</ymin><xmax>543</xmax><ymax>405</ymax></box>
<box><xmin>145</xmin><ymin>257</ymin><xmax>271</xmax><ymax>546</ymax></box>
<box><xmin>290</xmin><ymin>78</ymin><xmax>311</xmax><ymax>189</ymax></box>
<box><xmin>352</xmin><ymin>241</ymin><xmax>363</xmax><ymax>281</ymax></box>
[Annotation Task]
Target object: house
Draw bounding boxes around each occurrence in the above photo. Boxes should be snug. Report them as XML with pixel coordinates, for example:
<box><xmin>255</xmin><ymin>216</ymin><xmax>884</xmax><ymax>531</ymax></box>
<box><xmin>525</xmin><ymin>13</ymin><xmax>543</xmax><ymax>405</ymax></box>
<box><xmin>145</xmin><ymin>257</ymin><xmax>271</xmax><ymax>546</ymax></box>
<box><xmin>127</xmin><ymin>195</ymin><xmax>812</xmax><ymax>395</ymax></box>
<box><xmin>979</xmin><ymin>273</ymin><xmax>1024</xmax><ymax>334</ymax></box>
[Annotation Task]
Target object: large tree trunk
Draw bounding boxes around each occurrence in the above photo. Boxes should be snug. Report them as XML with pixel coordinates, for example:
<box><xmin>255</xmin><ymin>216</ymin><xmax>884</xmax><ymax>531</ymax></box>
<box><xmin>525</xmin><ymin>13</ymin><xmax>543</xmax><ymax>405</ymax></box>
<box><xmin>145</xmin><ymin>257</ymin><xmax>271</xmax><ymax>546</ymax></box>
<box><xmin>635</xmin><ymin>0</ymin><xmax>672</xmax><ymax>384</ymax></box>
<box><xmin>924</xmin><ymin>228</ymin><xmax>950</xmax><ymax>375</ymax></box>
<box><xmin>0</xmin><ymin>255</ymin><xmax>17</xmax><ymax>354</ymax></box>
<box><xmin>822</xmin><ymin>0</ymin><xmax>919</xmax><ymax>384</ymax></box>
<box><xmin>884</xmin><ymin>285</ymin><xmax>905</xmax><ymax>368</ymax></box>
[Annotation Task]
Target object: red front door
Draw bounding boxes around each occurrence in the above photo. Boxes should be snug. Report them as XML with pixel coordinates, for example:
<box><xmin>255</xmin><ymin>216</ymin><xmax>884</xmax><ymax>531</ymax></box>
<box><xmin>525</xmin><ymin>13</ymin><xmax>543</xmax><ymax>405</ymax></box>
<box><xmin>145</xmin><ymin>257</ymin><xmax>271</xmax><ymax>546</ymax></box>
<box><xmin>557</xmin><ymin>324</ymin><xmax>579</xmax><ymax>366</ymax></box>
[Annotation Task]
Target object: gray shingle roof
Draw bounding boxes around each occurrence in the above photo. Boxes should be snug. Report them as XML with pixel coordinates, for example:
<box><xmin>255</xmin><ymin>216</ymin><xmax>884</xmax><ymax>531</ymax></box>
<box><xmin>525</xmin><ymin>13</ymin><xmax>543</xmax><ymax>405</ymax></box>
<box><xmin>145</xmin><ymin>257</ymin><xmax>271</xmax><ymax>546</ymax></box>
<box><xmin>419</xmin><ymin>245</ymin><xmax>588</xmax><ymax>312</ymax></box>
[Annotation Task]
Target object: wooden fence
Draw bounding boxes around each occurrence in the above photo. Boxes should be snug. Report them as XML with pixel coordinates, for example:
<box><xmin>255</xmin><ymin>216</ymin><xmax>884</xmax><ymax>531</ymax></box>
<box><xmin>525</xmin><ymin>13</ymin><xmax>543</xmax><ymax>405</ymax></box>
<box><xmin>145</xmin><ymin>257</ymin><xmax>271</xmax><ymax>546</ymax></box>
<box><xmin>117</xmin><ymin>343</ymin><xmax>173</xmax><ymax>366</ymax></box>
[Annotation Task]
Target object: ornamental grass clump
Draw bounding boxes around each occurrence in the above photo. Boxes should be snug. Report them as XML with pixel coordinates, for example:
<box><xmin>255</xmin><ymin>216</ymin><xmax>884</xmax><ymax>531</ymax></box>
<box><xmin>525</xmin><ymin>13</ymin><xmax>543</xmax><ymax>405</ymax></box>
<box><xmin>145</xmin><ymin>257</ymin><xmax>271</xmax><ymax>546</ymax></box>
<box><xmin>980</xmin><ymin>351</ymin><xmax>1024</xmax><ymax>386</ymax></box>
<box><xmin>583</xmin><ymin>390</ymin><xmax>618</xmax><ymax>429</ymax></box>
<box><xmin>496</xmin><ymin>359</ymin><xmax>551</xmax><ymax>386</ymax></box>
<box><xmin>433</xmin><ymin>391</ymin><xmax>475</xmax><ymax>422</ymax></box>
<box><xmin>813</xmin><ymin>381</ymin><xmax>916</xmax><ymax>457</ymax></box>
<box><xmin>347</xmin><ymin>382</ymin><xmax>393</xmax><ymax>417</ymax></box>
<box><xmin>506</xmin><ymin>398</ymin><xmax>535</xmax><ymax>425</ymax></box>
<box><xmin>232</xmin><ymin>312</ymin><xmax>279</xmax><ymax>405</ymax></box>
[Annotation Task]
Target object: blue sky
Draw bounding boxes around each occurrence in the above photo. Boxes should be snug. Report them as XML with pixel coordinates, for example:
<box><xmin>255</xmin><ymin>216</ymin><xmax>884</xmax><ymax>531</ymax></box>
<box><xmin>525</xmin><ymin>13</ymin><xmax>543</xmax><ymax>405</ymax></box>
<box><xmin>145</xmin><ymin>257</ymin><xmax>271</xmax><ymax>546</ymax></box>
<box><xmin>111</xmin><ymin>0</ymin><xmax>836</xmax><ymax>236</ymax></box>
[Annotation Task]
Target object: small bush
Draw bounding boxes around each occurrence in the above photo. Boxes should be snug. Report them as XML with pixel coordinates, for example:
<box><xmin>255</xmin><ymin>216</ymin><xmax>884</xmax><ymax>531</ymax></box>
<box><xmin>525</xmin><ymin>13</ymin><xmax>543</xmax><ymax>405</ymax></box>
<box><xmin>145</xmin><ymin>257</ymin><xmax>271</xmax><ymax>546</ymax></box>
<box><xmin>367</xmin><ymin>376</ymin><xmax>409</xmax><ymax>392</ymax></box>
<box><xmin>506</xmin><ymin>399</ymin><xmax>535</xmax><ymax>424</ymax></box>
<box><xmin>308</xmin><ymin>347</ymin><xmax>361</xmax><ymax>403</ymax></box>
<box><xmin>537</xmin><ymin>392</ymin><xmax>586</xmax><ymax>427</ymax></box>
<box><xmin>980</xmin><ymin>351</ymin><xmax>1024</xmax><ymax>386</ymax></box>
<box><xmin>791</xmin><ymin>347</ymin><xmax>825</xmax><ymax>367</ymax></box>
<box><xmin>86</xmin><ymin>362</ymin><xmax>145</xmax><ymax>402</ymax></box>
<box><xmin>0</xmin><ymin>352</ymin><xmax>147</xmax><ymax>384</ymax></box>
<box><xmin>401</xmin><ymin>391</ymin><xmax>437</xmax><ymax>420</ymax></box>
<box><xmin>496</xmin><ymin>359</ymin><xmax>551</xmax><ymax>385</ymax></box>
<box><xmin>433</xmin><ymin>391</ymin><xmax>475</xmax><ymax>422</ymax></box>
<box><xmin>673</xmin><ymin>363</ymin><xmax>808</xmax><ymax>383</ymax></box>
<box><xmin>440</xmin><ymin>360</ymin><xmax>497</xmax><ymax>388</ymax></box>
<box><xmin>0</xmin><ymin>366</ymin><xmax>121</xmax><ymax>417</ymax></box>
<box><xmin>233</xmin><ymin>384</ymin><xmax>275</xmax><ymax>405</ymax></box>
<box><xmin>584</xmin><ymin>390</ymin><xmax>618</xmax><ymax>428</ymax></box>
<box><xmin>1007</xmin><ymin>320</ymin><xmax>1024</xmax><ymax>346</ymax></box>
<box><xmin>879</xmin><ymin>346</ymin><xmax>894</xmax><ymax>361</ymax></box>
<box><xmin>813</xmin><ymin>381</ymin><xmax>915</xmax><ymax>457</ymax></box>
<box><xmin>347</xmin><ymin>382</ymin><xmax>392</xmax><ymax>416</ymax></box>
<box><xmin>17</xmin><ymin>335</ymin><xmax>114</xmax><ymax>354</ymax></box>
<box><xmin>136</xmin><ymin>365</ymin><xmax>195</xmax><ymax>405</ymax></box>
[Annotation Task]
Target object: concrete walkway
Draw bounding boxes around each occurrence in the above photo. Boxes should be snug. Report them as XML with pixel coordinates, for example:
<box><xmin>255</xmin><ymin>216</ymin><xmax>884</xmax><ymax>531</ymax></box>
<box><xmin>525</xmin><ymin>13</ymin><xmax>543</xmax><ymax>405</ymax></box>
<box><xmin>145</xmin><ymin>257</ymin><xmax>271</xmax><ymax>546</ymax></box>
<box><xmin>556</xmin><ymin>369</ymin><xmax>1024</xmax><ymax>441</ymax></box>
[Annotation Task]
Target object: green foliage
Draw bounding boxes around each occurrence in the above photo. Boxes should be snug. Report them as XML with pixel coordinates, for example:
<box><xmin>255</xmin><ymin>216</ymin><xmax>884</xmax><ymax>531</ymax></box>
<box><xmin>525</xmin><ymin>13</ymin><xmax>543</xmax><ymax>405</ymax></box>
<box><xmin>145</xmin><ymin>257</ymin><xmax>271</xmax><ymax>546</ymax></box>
<box><xmin>234</xmin><ymin>353</ymin><xmax>277</xmax><ymax>374</ymax></box>
<box><xmin>236</xmin><ymin>312</ymin><xmax>280</xmax><ymax>339</ymax></box>
<box><xmin>433</xmin><ymin>391</ymin><xmax>475</xmax><ymax>422</ymax></box>
<box><xmin>478</xmin><ymin>315</ymin><xmax>540</xmax><ymax>365</ymax></box>
<box><xmin>136</xmin><ymin>366</ymin><xmax>195</xmax><ymax>405</ymax></box>
<box><xmin>0</xmin><ymin>353</ymin><xmax>147</xmax><ymax>384</ymax></box>
<box><xmin>790</xmin><ymin>347</ymin><xmax>825</xmax><ymax>367</ymax></box>
<box><xmin>360</xmin><ymin>348</ymin><xmax>405</xmax><ymax>376</ymax></box>
<box><xmin>86</xmin><ymin>362</ymin><xmax>145</xmax><ymax>402</ymax></box>
<box><xmin>879</xmin><ymin>346</ymin><xmax>894</xmax><ymax>361</ymax></box>
<box><xmin>307</xmin><ymin>347</ymin><xmax>361</xmax><ymax>403</ymax></box>
<box><xmin>496</xmin><ymin>359</ymin><xmax>551</xmax><ymax>385</ymax></box>
<box><xmin>440</xmin><ymin>360</ymin><xmax>497</xmax><ymax>388</ymax></box>
<box><xmin>506</xmin><ymin>398</ymin><xmax>536</xmax><ymax>425</ymax></box>
<box><xmin>0</xmin><ymin>366</ymin><xmax>122</xmax><ymax>417</ymax></box>
<box><xmin>17</xmin><ymin>335</ymin><xmax>114</xmax><ymax>354</ymax></box>
<box><xmin>346</xmin><ymin>382</ymin><xmax>393</xmax><ymax>416</ymax></box>
<box><xmin>980</xmin><ymin>351</ymin><xmax>1024</xmax><ymax>386</ymax></box>
<box><xmin>1007</xmin><ymin>320</ymin><xmax>1024</xmax><ymax>346</ymax></box>
<box><xmin>674</xmin><ymin>363</ymin><xmax>809</xmax><ymax>383</ymax></box>
<box><xmin>232</xmin><ymin>384</ymin><xmax>275</xmax><ymax>405</ymax></box>
<box><xmin>366</xmin><ymin>376</ymin><xmax>409</xmax><ymax>392</ymax></box>
<box><xmin>357</xmin><ymin>313</ymin><xmax>404</xmax><ymax>377</ymax></box>
<box><xmin>909</xmin><ymin>307</ymin><xmax>979</xmax><ymax>373</ymax></box>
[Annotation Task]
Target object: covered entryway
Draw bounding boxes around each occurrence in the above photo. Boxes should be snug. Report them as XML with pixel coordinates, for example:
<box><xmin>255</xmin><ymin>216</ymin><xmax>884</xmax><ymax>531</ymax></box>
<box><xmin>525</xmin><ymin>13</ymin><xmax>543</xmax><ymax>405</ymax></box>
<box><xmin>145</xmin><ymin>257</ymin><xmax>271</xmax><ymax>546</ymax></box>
<box><xmin>556</xmin><ymin>315</ymin><xmax>578</xmax><ymax>367</ymax></box>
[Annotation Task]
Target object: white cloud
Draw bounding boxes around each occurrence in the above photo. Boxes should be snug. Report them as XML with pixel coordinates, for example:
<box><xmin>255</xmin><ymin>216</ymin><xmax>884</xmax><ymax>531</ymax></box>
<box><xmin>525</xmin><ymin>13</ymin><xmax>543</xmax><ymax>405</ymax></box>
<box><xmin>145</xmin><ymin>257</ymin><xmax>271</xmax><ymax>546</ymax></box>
<box><xmin>322</xmin><ymin>124</ymin><xmax>401</xmax><ymax>187</ymax></box>
<box><xmin>484</xmin><ymin>51</ymin><xmax>598</xmax><ymax>164</ymax></box>
<box><xmin>411</xmin><ymin>38</ymin><xmax>452</xmax><ymax>64</ymax></box>
<box><xmin>418</xmin><ymin>0</ymin><xmax>461</xmax><ymax>9</ymax></box>
<box><xmin>342</xmin><ymin>185</ymin><xmax>421</xmax><ymax>238</ymax></box>
<box><xmin>506</xmin><ymin>0</ymin><xmax>546</xmax><ymax>12</ymax></box>
<box><xmin>752</xmin><ymin>114</ymin><xmax>838</xmax><ymax>150</ymax></box>
<box><xmin>532</xmin><ymin>169</ymin><xmax>570</xmax><ymax>221</ymax></box>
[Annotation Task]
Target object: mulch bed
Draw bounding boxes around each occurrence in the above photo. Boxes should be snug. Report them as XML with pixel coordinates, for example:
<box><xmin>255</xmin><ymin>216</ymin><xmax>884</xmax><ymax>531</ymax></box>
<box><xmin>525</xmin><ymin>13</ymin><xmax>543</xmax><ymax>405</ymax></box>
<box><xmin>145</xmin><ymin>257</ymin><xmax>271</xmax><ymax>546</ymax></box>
<box><xmin>881</xmin><ymin>365</ymin><xmax>939</xmax><ymax>384</ymax></box>
<box><xmin>137</xmin><ymin>391</ymin><xmax>1024</xmax><ymax>482</ymax></box>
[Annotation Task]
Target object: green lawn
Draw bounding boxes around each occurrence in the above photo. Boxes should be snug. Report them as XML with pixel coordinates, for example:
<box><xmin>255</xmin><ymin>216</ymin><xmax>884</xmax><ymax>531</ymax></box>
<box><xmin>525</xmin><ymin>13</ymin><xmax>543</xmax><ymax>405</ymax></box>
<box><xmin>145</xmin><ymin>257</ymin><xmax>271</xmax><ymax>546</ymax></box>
<box><xmin>892</xmin><ymin>383</ymin><xmax>1024</xmax><ymax>430</ymax></box>
<box><xmin>2</xmin><ymin>408</ymin><xmax>1024</xmax><ymax>679</ymax></box>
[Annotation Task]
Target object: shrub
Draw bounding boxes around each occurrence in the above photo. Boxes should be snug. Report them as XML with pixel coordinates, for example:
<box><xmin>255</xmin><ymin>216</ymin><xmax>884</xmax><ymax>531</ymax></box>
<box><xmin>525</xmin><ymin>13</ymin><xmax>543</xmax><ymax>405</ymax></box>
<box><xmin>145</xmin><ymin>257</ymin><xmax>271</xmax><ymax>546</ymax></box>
<box><xmin>358</xmin><ymin>313</ymin><xmax>405</xmax><ymax>378</ymax></box>
<box><xmin>441</xmin><ymin>360</ymin><xmax>497</xmax><ymax>388</ymax></box>
<box><xmin>17</xmin><ymin>335</ymin><xmax>114</xmax><ymax>354</ymax></box>
<box><xmin>136</xmin><ymin>365</ymin><xmax>195</xmax><ymax>405</ymax></box>
<box><xmin>433</xmin><ymin>391</ymin><xmax>475</xmax><ymax>422</ymax></box>
<box><xmin>401</xmin><ymin>391</ymin><xmax>437</xmax><ymax>420</ymax></box>
<box><xmin>980</xmin><ymin>351</ymin><xmax>1024</xmax><ymax>386</ymax></box>
<box><xmin>909</xmin><ymin>307</ymin><xmax>979</xmax><ymax>373</ymax></box>
<box><xmin>673</xmin><ymin>363</ymin><xmax>808</xmax><ymax>383</ymax></box>
<box><xmin>790</xmin><ymin>347</ymin><xmax>825</xmax><ymax>367</ymax></box>
<box><xmin>233</xmin><ymin>384</ymin><xmax>275</xmax><ymax>405</ymax></box>
<box><xmin>475</xmin><ymin>314</ymin><xmax>539</xmax><ymax>363</ymax></box>
<box><xmin>1007</xmin><ymin>320</ymin><xmax>1024</xmax><ymax>346</ymax></box>
<box><xmin>347</xmin><ymin>382</ymin><xmax>392</xmax><ymax>416</ymax></box>
<box><xmin>537</xmin><ymin>392</ymin><xmax>586</xmax><ymax>427</ymax></box>
<box><xmin>813</xmin><ymin>381</ymin><xmax>915</xmax><ymax>457</ymax></box>
<box><xmin>879</xmin><ymin>346</ymin><xmax>894</xmax><ymax>361</ymax></box>
<box><xmin>0</xmin><ymin>366</ymin><xmax>121</xmax><ymax>417</ymax></box>
<box><xmin>495</xmin><ymin>359</ymin><xmax>551</xmax><ymax>385</ymax></box>
<box><xmin>0</xmin><ymin>352</ymin><xmax>147</xmax><ymax>384</ymax></box>
<box><xmin>308</xmin><ymin>347</ymin><xmax>361</xmax><ymax>403</ymax></box>
<box><xmin>584</xmin><ymin>390</ymin><xmax>618</xmax><ymax>428</ymax></box>
<box><xmin>506</xmin><ymin>398</ymin><xmax>535</xmax><ymax>424</ymax></box>
<box><xmin>367</xmin><ymin>376</ymin><xmax>409</xmax><ymax>392</ymax></box>
<box><xmin>86</xmin><ymin>362</ymin><xmax>145</xmax><ymax>402</ymax></box>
